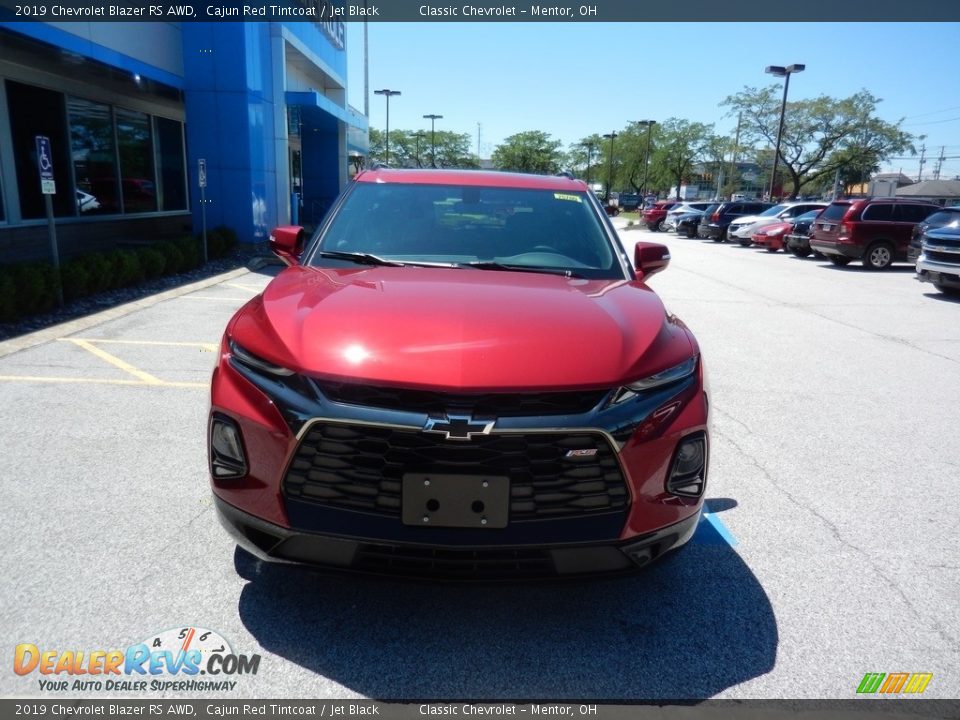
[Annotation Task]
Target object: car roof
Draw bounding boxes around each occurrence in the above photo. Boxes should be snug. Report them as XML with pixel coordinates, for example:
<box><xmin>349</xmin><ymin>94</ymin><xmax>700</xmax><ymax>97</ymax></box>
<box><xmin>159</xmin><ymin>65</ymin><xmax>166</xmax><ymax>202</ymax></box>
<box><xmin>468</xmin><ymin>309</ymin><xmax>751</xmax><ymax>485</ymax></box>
<box><xmin>354</xmin><ymin>168</ymin><xmax>588</xmax><ymax>191</ymax></box>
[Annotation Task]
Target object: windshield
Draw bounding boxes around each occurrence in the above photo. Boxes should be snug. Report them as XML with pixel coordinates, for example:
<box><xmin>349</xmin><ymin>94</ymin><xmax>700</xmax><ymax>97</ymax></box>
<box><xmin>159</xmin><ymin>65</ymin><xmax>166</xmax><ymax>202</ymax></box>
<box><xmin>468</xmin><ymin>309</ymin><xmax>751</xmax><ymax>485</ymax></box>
<box><xmin>759</xmin><ymin>204</ymin><xmax>790</xmax><ymax>217</ymax></box>
<box><xmin>309</xmin><ymin>182</ymin><xmax>623</xmax><ymax>279</ymax></box>
<box><xmin>794</xmin><ymin>210</ymin><xmax>822</xmax><ymax>222</ymax></box>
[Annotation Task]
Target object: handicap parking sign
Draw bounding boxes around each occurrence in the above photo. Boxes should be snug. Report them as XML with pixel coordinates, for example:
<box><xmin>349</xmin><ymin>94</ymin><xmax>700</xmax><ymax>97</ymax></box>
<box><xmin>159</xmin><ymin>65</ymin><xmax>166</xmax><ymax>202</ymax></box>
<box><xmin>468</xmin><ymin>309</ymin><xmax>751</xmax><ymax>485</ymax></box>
<box><xmin>35</xmin><ymin>135</ymin><xmax>55</xmax><ymax>194</ymax></box>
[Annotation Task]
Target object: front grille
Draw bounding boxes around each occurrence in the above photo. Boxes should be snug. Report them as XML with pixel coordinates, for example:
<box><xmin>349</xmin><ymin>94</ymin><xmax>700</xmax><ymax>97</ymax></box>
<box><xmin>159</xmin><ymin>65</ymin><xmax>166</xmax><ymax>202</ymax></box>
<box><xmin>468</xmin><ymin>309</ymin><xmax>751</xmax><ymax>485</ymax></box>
<box><xmin>318</xmin><ymin>383</ymin><xmax>608</xmax><ymax>417</ymax></box>
<box><xmin>353</xmin><ymin>543</ymin><xmax>555</xmax><ymax>578</ymax></box>
<box><xmin>283</xmin><ymin>423</ymin><xmax>628</xmax><ymax>520</ymax></box>
<box><xmin>925</xmin><ymin>250</ymin><xmax>960</xmax><ymax>265</ymax></box>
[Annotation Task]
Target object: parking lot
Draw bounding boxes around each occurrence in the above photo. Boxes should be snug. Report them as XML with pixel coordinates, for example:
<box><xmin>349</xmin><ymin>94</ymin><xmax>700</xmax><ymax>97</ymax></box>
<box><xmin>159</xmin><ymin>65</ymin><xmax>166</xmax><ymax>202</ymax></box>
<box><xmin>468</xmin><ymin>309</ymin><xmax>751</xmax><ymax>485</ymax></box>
<box><xmin>1</xmin><ymin>222</ymin><xmax>958</xmax><ymax>701</ymax></box>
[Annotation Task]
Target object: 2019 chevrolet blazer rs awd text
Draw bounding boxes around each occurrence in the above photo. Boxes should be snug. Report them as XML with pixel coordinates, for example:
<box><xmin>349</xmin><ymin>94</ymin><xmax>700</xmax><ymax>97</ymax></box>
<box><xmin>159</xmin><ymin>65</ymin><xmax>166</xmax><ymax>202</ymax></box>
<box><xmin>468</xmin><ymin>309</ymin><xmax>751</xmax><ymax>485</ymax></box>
<box><xmin>208</xmin><ymin>169</ymin><xmax>710</xmax><ymax>579</ymax></box>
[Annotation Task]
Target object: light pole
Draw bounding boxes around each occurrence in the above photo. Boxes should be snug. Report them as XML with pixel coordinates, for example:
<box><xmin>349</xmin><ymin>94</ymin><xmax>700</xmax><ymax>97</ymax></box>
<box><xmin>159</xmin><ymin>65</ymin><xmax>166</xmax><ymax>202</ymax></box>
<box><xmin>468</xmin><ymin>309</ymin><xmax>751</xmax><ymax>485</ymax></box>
<box><xmin>764</xmin><ymin>63</ymin><xmax>804</xmax><ymax>200</ymax></box>
<box><xmin>636</xmin><ymin>120</ymin><xmax>656</xmax><ymax>197</ymax></box>
<box><xmin>602</xmin><ymin>131</ymin><xmax>618</xmax><ymax>203</ymax></box>
<box><xmin>423</xmin><ymin>113</ymin><xmax>443</xmax><ymax>167</ymax></box>
<box><xmin>584</xmin><ymin>142</ymin><xmax>595</xmax><ymax>186</ymax></box>
<box><xmin>414</xmin><ymin>131</ymin><xmax>426</xmax><ymax>168</ymax></box>
<box><xmin>373</xmin><ymin>89</ymin><xmax>401</xmax><ymax>165</ymax></box>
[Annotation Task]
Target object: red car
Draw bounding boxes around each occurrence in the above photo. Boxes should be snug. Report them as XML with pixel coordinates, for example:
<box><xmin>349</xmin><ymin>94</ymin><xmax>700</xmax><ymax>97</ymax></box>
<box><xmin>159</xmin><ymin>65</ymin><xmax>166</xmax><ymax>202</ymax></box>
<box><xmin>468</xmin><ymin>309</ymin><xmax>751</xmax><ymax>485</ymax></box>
<box><xmin>209</xmin><ymin>169</ymin><xmax>710</xmax><ymax>579</ymax></box>
<box><xmin>751</xmin><ymin>221</ymin><xmax>794</xmax><ymax>252</ymax></box>
<box><xmin>643</xmin><ymin>200</ymin><xmax>683</xmax><ymax>232</ymax></box>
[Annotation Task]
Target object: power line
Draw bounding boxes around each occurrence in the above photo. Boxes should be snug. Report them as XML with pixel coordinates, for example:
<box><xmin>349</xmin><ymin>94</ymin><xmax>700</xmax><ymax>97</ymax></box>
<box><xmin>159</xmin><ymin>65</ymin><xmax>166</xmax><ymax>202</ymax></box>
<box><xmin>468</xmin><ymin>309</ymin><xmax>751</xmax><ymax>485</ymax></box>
<box><xmin>904</xmin><ymin>116</ymin><xmax>960</xmax><ymax>127</ymax></box>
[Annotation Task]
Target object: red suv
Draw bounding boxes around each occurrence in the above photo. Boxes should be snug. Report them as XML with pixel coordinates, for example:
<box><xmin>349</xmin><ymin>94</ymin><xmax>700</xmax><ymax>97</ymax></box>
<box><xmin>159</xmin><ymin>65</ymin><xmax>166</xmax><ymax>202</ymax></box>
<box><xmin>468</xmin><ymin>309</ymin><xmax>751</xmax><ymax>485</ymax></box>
<box><xmin>643</xmin><ymin>200</ymin><xmax>683</xmax><ymax>232</ymax></box>
<box><xmin>208</xmin><ymin>169</ymin><xmax>710</xmax><ymax>580</ymax></box>
<box><xmin>810</xmin><ymin>198</ymin><xmax>940</xmax><ymax>269</ymax></box>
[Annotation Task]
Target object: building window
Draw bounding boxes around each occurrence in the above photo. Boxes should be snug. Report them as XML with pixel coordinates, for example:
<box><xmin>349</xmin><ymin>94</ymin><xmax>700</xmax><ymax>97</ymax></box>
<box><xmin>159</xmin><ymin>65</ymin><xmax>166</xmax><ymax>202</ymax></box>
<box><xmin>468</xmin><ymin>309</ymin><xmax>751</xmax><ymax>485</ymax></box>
<box><xmin>154</xmin><ymin>116</ymin><xmax>187</xmax><ymax>211</ymax></box>
<box><xmin>6</xmin><ymin>80</ymin><xmax>73</xmax><ymax>219</ymax></box>
<box><xmin>116</xmin><ymin>107</ymin><xmax>156</xmax><ymax>213</ymax></box>
<box><xmin>68</xmin><ymin>96</ymin><xmax>119</xmax><ymax>215</ymax></box>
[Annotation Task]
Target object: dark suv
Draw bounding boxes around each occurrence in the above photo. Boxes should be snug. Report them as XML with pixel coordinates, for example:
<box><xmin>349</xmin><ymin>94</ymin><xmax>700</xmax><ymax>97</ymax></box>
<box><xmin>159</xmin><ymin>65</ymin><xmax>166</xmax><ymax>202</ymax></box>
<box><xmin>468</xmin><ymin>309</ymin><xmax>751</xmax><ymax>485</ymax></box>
<box><xmin>697</xmin><ymin>201</ymin><xmax>773</xmax><ymax>242</ymax></box>
<box><xmin>810</xmin><ymin>198</ymin><xmax>940</xmax><ymax>270</ymax></box>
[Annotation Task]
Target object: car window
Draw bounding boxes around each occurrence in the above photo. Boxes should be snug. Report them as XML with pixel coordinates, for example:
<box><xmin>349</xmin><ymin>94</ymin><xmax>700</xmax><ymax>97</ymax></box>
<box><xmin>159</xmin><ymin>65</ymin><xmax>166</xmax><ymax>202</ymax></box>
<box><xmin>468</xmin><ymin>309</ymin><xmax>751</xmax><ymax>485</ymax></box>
<box><xmin>862</xmin><ymin>204</ymin><xmax>896</xmax><ymax>222</ymax></box>
<box><xmin>702</xmin><ymin>204</ymin><xmax>720</xmax><ymax>217</ymax></box>
<box><xmin>312</xmin><ymin>183</ymin><xmax>621</xmax><ymax>279</ymax></box>
<box><xmin>759</xmin><ymin>204</ymin><xmax>789</xmax><ymax>217</ymax></box>
<box><xmin>819</xmin><ymin>203</ymin><xmax>851</xmax><ymax>222</ymax></box>
<box><xmin>898</xmin><ymin>204</ymin><xmax>938</xmax><ymax>223</ymax></box>
<box><xmin>794</xmin><ymin>210</ymin><xmax>822</xmax><ymax>222</ymax></box>
<box><xmin>924</xmin><ymin>210</ymin><xmax>960</xmax><ymax>226</ymax></box>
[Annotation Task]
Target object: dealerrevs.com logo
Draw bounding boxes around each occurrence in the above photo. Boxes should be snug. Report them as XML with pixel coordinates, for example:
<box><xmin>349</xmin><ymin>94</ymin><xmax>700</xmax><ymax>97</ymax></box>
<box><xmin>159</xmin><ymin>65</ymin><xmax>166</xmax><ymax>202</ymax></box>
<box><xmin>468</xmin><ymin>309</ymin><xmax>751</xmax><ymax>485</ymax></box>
<box><xmin>14</xmin><ymin>627</ymin><xmax>261</xmax><ymax>692</ymax></box>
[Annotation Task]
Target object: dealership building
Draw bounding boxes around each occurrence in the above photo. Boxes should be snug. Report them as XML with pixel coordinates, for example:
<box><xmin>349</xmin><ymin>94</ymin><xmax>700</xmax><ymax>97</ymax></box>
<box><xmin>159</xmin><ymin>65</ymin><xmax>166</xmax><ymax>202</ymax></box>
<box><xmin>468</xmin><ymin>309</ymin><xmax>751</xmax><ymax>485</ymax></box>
<box><xmin>0</xmin><ymin>18</ymin><xmax>368</xmax><ymax>264</ymax></box>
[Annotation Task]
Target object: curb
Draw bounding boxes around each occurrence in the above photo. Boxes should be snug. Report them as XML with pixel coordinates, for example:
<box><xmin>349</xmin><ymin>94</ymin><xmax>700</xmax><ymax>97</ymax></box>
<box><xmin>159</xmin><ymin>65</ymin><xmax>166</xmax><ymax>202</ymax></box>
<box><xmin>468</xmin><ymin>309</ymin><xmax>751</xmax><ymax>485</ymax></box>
<box><xmin>0</xmin><ymin>266</ymin><xmax>253</xmax><ymax>360</ymax></box>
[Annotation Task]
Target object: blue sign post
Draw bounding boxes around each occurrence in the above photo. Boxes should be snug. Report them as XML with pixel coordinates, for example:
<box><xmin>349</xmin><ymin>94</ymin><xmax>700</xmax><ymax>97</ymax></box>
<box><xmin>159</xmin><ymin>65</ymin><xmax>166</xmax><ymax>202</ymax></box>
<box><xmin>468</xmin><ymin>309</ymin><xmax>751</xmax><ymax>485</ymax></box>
<box><xmin>36</xmin><ymin>135</ymin><xmax>62</xmax><ymax>307</ymax></box>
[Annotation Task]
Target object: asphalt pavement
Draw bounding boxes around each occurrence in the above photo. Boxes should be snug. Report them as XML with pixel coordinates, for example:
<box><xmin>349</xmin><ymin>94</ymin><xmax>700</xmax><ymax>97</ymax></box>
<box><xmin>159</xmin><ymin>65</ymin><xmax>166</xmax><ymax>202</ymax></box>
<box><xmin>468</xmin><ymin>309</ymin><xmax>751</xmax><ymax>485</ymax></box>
<box><xmin>0</xmin><ymin>221</ymin><xmax>957</xmax><ymax>702</ymax></box>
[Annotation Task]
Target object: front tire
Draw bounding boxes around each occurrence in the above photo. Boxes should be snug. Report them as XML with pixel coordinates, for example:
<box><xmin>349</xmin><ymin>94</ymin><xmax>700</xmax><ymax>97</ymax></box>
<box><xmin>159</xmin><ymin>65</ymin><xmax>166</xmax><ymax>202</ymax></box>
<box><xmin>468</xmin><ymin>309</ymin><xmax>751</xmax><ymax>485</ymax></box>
<box><xmin>791</xmin><ymin>247</ymin><xmax>811</xmax><ymax>258</ymax></box>
<box><xmin>656</xmin><ymin>219</ymin><xmax>667</xmax><ymax>232</ymax></box>
<box><xmin>828</xmin><ymin>256</ymin><xmax>852</xmax><ymax>266</ymax></box>
<box><xmin>864</xmin><ymin>241</ymin><xmax>894</xmax><ymax>270</ymax></box>
<box><xmin>738</xmin><ymin>239</ymin><xmax>752</xmax><ymax>247</ymax></box>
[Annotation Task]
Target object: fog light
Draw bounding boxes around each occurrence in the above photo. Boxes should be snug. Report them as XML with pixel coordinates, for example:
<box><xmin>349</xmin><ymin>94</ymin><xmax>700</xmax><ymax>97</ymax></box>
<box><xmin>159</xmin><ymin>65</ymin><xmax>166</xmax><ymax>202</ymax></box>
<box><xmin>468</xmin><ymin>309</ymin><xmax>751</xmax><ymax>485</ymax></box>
<box><xmin>210</xmin><ymin>414</ymin><xmax>247</xmax><ymax>479</ymax></box>
<box><xmin>666</xmin><ymin>433</ymin><xmax>707</xmax><ymax>498</ymax></box>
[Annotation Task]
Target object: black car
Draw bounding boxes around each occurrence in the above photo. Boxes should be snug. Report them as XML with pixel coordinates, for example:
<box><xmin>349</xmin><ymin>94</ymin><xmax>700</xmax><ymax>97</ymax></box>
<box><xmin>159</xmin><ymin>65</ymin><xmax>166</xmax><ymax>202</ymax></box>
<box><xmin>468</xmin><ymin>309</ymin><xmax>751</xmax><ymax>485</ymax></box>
<box><xmin>784</xmin><ymin>209</ymin><xmax>826</xmax><ymax>258</ymax></box>
<box><xmin>676</xmin><ymin>211</ymin><xmax>705</xmax><ymax>238</ymax></box>
<box><xmin>697</xmin><ymin>201</ymin><xmax>774</xmax><ymax>241</ymax></box>
<box><xmin>908</xmin><ymin>206</ymin><xmax>960</xmax><ymax>263</ymax></box>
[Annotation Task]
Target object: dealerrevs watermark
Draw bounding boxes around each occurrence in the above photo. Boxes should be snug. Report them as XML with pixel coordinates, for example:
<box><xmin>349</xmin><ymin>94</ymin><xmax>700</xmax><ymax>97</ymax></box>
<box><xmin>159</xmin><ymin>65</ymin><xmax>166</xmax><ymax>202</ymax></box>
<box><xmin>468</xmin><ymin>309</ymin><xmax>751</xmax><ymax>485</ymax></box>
<box><xmin>13</xmin><ymin>627</ymin><xmax>261</xmax><ymax>692</ymax></box>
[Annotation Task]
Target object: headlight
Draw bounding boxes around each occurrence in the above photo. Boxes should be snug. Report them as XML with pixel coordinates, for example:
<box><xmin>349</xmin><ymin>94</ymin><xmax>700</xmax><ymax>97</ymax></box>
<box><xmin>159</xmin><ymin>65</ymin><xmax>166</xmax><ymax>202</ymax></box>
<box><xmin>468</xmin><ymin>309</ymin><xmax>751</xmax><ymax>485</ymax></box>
<box><xmin>610</xmin><ymin>356</ymin><xmax>698</xmax><ymax>405</ymax></box>
<box><xmin>229</xmin><ymin>340</ymin><xmax>295</xmax><ymax>377</ymax></box>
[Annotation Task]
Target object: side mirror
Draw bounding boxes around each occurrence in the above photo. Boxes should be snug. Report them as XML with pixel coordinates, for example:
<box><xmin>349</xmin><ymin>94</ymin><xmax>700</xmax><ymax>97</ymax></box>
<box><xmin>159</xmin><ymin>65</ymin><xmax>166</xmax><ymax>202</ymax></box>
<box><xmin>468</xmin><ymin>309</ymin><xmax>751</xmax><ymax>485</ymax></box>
<box><xmin>634</xmin><ymin>241</ymin><xmax>670</xmax><ymax>280</ymax></box>
<box><xmin>269</xmin><ymin>225</ymin><xmax>304</xmax><ymax>266</ymax></box>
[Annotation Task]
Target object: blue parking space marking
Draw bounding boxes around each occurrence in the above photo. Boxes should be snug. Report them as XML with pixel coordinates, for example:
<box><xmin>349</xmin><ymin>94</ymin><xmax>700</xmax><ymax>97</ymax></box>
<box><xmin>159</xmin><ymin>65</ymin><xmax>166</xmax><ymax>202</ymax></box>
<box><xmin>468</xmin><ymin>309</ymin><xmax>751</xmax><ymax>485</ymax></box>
<box><xmin>693</xmin><ymin>504</ymin><xmax>738</xmax><ymax>547</ymax></box>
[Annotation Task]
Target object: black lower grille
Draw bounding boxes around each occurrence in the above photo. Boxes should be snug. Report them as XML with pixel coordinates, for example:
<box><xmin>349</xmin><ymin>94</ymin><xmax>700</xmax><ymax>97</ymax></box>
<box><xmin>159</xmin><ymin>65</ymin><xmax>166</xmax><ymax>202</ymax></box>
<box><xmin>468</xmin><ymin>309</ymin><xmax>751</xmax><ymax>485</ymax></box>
<box><xmin>318</xmin><ymin>383</ymin><xmax>608</xmax><ymax>417</ymax></box>
<box><xmin>354</xmin><ymin>543</ymin><xmax>555</xmax><ymax>578</ymax></box>
<box><xmin>283</xmin><ymin>423</ymin><xmax>628</xmax><ymax>521</ymax></box>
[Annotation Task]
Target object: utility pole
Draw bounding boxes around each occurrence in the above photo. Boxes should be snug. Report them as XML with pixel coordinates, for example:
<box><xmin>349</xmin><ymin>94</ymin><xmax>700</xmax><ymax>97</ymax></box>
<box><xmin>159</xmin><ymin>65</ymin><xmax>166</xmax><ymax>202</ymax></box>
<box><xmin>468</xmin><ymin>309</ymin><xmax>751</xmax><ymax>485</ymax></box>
<box><xmin>477</xmin><ymin>123</ymin><xmax>481</xmax><ymax>163</ymax></box>
<box><xmin>727</xmin><ymin>112</ymin><xmax>742</xmax><ymax>200</ymax></box>
<box><xmin>934</xmin><ymin>146</ymin><xmax>945</xmax><ymax>180</ymax></box>
<box><xmin>918</xmin><ymin>142</ymin><xmax>927</xmax><ymax>182</ymax></box>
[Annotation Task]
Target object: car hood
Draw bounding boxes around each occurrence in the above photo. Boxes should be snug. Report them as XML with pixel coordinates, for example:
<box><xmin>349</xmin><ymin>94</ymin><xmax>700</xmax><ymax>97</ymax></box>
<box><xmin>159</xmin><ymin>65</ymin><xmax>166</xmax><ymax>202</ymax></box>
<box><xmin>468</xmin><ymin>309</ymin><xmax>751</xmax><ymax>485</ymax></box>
<box><xmin>229</xmin><ymin>265</ymin><xmax>694</xmax><ymax>391</ymax></box>
<box><xmin>731</xmin><ymin>215</ymin><xmax>776</xmax><ymax>227</ymax></box>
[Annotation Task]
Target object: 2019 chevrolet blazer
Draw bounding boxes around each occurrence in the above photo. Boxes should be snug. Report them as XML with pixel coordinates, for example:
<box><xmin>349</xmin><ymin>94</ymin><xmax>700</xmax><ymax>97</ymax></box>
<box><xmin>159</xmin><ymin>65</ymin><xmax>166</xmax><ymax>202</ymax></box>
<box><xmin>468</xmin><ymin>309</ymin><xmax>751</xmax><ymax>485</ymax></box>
<box><xmin>209</xmin><ymin>169</ymin><xmax>710</xmax><ymax>579</ymax></box>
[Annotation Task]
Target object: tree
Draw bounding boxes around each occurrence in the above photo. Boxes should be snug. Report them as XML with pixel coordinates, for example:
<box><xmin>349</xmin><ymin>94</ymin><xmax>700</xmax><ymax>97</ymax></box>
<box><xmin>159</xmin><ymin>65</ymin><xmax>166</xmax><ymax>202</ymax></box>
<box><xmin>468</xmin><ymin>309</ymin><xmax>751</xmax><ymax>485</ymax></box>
<box><xmin>722</xmin><ymin>86</ymin><xmax>914</xmax><ymax>199</ymax></box>
<box><xmin>492</xmin><ymin>131</ymin><xmax>565</xmax><ymax>174</ymax></box>
<box><xmin>367</xmin><ymin>128</ymin><xmax>479</xmax><ymax>169</ymax></box>
<box><xmin>649</xmin><ymin>118</ymin><xmax>715</xmax><ymax>200</ymax></box>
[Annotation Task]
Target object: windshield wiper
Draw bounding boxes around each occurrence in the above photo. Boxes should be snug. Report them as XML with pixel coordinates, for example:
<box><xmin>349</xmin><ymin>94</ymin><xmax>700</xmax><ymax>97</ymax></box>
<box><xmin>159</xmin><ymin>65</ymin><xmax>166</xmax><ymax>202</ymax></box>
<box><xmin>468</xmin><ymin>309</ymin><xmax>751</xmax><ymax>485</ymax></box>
<box><xmin>465</xmin><ymin>261</ymin><xmax>583</xmax><ymax>278</ymax></box>
<box><xmin>317</xmin><ymin>250</ymin><xmax>405</xmax><ymax>267</ymax></box>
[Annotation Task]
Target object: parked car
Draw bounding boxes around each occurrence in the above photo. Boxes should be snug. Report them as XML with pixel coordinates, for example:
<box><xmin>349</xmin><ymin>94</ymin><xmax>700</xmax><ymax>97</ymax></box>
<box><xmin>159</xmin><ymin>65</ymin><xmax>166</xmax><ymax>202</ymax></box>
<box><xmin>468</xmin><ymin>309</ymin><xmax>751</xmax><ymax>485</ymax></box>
<box><xmin>728</xmin><ymin>202</ymin><xmax>828</xmax><ymax>246</ymax></box>
<box><xmin>784</xmin><ymin>209</ymin><xmax>826</xmax><ymax>258</ymax></box>
<box><xmin>916</xmin><ymin>224</ymin><xmax>960</xmax><ymax>295</ymax></box>
<box><xmin>663</xmin><ymin>201</ymin><xmax>717</xmax><ymax>232</ymax></box>
<box><xmin>643</xmin><ymin>200</ymin><xmax>684</xmax><ymax>231</ymax></box>
<box><xmin>697</xmin><ymin>200</ymin><xmax>773</xmax><ymax>241</ymax></box>
<box><xmin>751</xmin><ymin>221</ymin><xmax>794</xmax><ymax>252</ymax></box>
<box><xmin>908</xmin><ymin>206</ymin><xmax>960</xmax><ymax>263</ymax></box>
<box><xmin>674</xmin><ymin>211</ymin><xmax>707</xmax><ymax>238</ymax></box>
<box><xmin>209</xmin><ymin>168</ymin><xmax>710</xmax><ymax>579</ymax></box>
<box><xmin>810</xmin><ymin>198</ymin><xmax>941</xmax><ymax>269</ymax></box>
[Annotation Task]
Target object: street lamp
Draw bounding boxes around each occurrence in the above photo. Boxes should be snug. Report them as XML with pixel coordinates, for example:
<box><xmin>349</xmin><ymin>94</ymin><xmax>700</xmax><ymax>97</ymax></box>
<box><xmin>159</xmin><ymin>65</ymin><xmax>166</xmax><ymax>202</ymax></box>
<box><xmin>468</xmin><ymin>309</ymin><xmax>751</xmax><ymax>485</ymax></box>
<box><xmin>423</xmin><ymin>113</ymin><xmax>443</xmax><ymax>168</ymax></box>
<box><xmin>414</xmin><ymin>131</ymin><xmax>426</xmax><ymax>168</ymax></box>
<box><xmin>636</xmin><ymin>120</ymin><xmax>656</xmax><ymax>197</ymax></box>
<box><xmin>602</xmin><ymin>131</ymin><xmax>618</xmax><ymax>203</ymax></box>
<box><xmin>373</xmin><ymin>88</ymin><xmax>401</xmax><ymax>165</ymax></box>
<box><xmin>764</xmin><ymin>63</ymin><xmax>804</xmax><ymax>200</ymax></box>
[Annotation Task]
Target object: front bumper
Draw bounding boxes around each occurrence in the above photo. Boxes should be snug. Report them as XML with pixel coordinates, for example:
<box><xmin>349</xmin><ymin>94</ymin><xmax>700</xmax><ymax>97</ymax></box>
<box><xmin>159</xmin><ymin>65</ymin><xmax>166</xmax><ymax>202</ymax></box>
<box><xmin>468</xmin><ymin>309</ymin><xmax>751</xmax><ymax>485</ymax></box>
<box><xmin>698</xmin><ymin>224</ymin><xmax>724</xmax><ymax>240</ymax></box>
<box><xmin>785</xmin><ymin>233</ymin><xmax>810</xmax><ymax>251</ymax></box>
<box><xmin>917</xmin><ymin>257</ymin><xmax>960</xmax><ymax>289</ymax></box>
<box><xmin>215</xmin><ymin>494</ymin><xmax>701</xmax><ymax>580</ymax></box>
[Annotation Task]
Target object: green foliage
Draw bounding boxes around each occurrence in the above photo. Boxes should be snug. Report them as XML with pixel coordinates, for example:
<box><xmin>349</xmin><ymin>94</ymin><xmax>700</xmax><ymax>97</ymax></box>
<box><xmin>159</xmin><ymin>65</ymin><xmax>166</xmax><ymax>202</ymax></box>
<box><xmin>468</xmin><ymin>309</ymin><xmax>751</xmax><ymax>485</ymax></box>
<box><xmin>107</xmin><ymin>250</ymin><xmax>144</xmax><ymax>288</ymax></box>
<box><xmin>137</xmin><ymin>247</ymin><xmax>166</xmax><ymax>279</ymax></box>
<box><xmin>368</xmin><ymin>128</ymin><xmax>480</xmax><ymax>169</ymax></box>
<box><xmin>80</xmin><ymin>253</ymin><xmax>113</xmax><ymax>294</ymax></box>
<box><xmin>0</xmin><ymin>270</ymin><xmax>16</xmax><ymax>322</ymax></box>
<box><xmin>491</xmin><ymin>130</ymin><xmax>565</xmax><ymax>175</ymax></box>
<box><xmin>206</xmin><ymin>225</ymin><xmax>238</xmax><ymax>259</ymax></box>
<box><xmin>174</xmin><ymin>235</ymin><xmax>201</xmax><ymax>271</ymax></box>
<box><xmin>61</xmin><ymin>260</ymin><xmax>91</xmax><ymax>302</ymax></box>
<box><xmin>157</xmin><ymin>242</ymin><xmax>185</xmax><ymax>275</ymax></box>
<box><xmin>9</xmin><ymin>263</ymin><xmax>58</xmax><ymax>317</ymax></box>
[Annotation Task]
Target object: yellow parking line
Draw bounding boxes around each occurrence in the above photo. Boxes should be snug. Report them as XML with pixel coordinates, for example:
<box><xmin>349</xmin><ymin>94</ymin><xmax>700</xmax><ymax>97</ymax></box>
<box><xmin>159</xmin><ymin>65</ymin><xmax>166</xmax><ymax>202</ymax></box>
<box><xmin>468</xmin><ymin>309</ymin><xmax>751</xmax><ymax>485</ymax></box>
<box><xmin>69</xmin><ymin>338</ymin><xmax>218</xmax><ymax>351</ymax></box>
<box><xmin>64</xmin><ymin>338</ymin><xmax>163</xmax><ymax>385</ymax></box>
<box><xmin>0</xmin><ymin>375</ymin><xmax>207</xmax><ymax>388</ymax></box>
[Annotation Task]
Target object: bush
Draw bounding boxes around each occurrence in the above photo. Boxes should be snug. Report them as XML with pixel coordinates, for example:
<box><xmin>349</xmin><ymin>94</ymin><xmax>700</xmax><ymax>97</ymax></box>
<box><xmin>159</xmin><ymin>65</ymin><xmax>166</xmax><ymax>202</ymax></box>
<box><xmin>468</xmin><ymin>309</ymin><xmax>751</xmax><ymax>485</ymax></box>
<box><xmin>137</xmin><ymin>247</ymin><xmax>166</xmax><ymax>279</ymax></box>
<box><xmin>10</xmin><ymin>263</ymin><xmax>58</xmax><ymax>316</ymax></box>
<box><xmin>206</xmin><ymin>225</ymin><xmax>238</xmax><ymax>259</ymax></box>
<box><xmin>61</xmin><ymin>261</ymin><xmax>91</xmax><ymax>302</ymax></box>
<box><xmin>0</xmin><ymin>270</ymin><xmax>16</xmax><ymax>322</ymax></box>
<box><xmin>157</xmin><ymin>242</ymin><xmax>184</xmax><ymax>275</ymax></box>
<box><xmin>175</xmin><ymin>235</ymin><xmax>202</xmax><ymax>271</ymax></box>
<box><xmin>80</xmin><ymin>253</ymin><xmax>112</xmax><ymax>294</ymax></box>
<box><xmin>107</xmin><ymin>250</ymin><xmax>144</xmax><ymax>288</ymax></box>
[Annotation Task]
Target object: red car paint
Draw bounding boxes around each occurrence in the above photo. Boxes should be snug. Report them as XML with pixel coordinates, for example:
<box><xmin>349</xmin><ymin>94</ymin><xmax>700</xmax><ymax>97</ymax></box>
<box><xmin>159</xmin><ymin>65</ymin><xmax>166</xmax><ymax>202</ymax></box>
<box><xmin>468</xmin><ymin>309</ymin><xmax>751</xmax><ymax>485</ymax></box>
<box><xmin>642</xmin><ymin>200</ymin><xmax>682</xmax><ymax>231</ymax></box>
<box><xmin>751</xmin><ymin>221</ymin><xmax>793</xmax><ymax>251</ymax></box>
<box><xmin>209</xmin><ymin>169</ymin><xmax>710</xmax><ymax>578</ymax></box>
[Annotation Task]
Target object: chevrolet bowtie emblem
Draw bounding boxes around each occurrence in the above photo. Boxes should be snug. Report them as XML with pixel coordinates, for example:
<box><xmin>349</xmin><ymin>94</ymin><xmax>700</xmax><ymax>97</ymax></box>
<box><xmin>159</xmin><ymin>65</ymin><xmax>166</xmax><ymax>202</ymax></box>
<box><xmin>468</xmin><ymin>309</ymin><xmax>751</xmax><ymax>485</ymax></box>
<box><xmin>423</xmin><ymin>414</ymin><xmax>495</xmax><ymax>441</ymax></box>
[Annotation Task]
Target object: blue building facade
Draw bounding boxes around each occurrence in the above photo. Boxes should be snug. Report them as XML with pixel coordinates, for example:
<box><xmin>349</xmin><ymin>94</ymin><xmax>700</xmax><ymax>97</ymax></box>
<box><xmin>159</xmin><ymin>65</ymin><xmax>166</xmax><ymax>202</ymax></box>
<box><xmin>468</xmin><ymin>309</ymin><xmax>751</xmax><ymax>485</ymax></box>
<box><xmin>0</xmin><ymin>19</ymin><xmax>367</xmax><ymax>263</ymax></box>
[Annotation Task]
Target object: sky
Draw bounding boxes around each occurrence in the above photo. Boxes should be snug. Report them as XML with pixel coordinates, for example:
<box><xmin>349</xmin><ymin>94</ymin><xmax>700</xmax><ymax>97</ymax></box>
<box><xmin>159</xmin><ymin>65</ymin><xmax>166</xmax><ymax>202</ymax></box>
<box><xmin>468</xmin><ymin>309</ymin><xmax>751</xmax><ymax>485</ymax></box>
<box><xmin>346</xmin><ymin>22</ymin><xmax>960</xmax><ymax>180</ymax></box>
